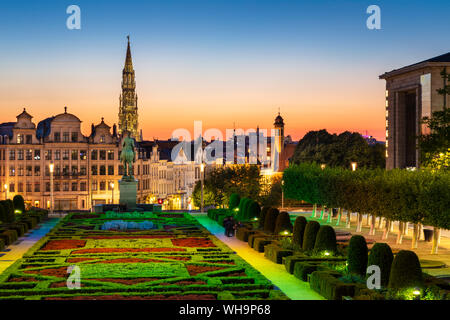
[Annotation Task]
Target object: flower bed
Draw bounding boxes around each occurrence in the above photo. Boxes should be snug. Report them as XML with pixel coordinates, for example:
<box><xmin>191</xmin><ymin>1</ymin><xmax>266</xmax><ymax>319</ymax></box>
<box><xmin>0</xmin><ymin>212</ymin><xmax>288</xmax><ymax>300</ymax></box>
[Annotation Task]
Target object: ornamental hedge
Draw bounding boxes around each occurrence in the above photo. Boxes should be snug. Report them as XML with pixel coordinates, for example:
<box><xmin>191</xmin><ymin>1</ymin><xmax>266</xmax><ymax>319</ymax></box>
<box><xmin>292</xmin><ymin>216</ymin><xmax>307</xmax><ymax>247</ymax></box>
<box><xmin>274</xmin><ymin>211</ymin><xmax>293</xmax><ymax>235</ymax></box>
<box><xmin>259</xmin><ymin>207</ymin><xmax>270</xmax><ymax>229</ymax></box>
<box><xmin>229</xmin><ymin>193</ymin><xmax>241</xmax><ymax>210</ymax></box>
<box><xmin>347</xmin><ymin>235</ymin><xmax>368</xmax><ymax>276</ymax></box>
<box><xmin>302</xmin><ymin>220</ymin><xmax>320</xmax><ymax>251</ymax></box>
<box><xmin>388</xmin><ymin>250</ymin><xmax>424</xmax><ymax>290</ymax></box>
<box><xmin>13</xmin><ymin>195</ymin><xmax>25</xmax><ymax>214</ymax></box>
<box><xmin>368</xmin><ymin>243</ymin><xmax>393</xmax><ymax>287</ymax></box>
<box><xmin>283</xmin><ymin>163</ymin><xmax>450</xmax><ymax>230</ymax></box>
<box><xmin>314</xmin><ymin>225</ymin><xmax>337</xmax><ymax>254</ymax></box>
<box><xmin>264</xmin><ymin>208</ymin><xmax>279</xmax><ymax>234</ymax></box>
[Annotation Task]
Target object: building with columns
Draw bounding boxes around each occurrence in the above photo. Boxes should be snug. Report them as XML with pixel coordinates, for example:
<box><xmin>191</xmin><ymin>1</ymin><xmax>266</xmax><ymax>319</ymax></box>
<box><xmin>380</xmin><ymin>52</ymin><xmax>450</xmax><ymax>169</ymax></box>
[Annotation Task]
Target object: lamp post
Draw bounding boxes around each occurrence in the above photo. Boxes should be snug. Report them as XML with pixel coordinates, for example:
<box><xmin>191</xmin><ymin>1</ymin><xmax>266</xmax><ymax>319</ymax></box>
<box><xmin>281</xmin><ymin>179</ymin><xmax>285</xmax><ymax>209</ymax></box>
<box><xmin>110</xmin><ymin>182</ymin><xmax>115</xmax><ymax>204</ymax></box>
<box><xmin>4</xmin><ymin>183</ymin><xmax>7</xmax><ymax>200</ymax></box>
<box><xmin>351</xmin><ymin>162</ymin><xmax>357</xmax><ymax>171</ymax></box>
<box><xmin>200</xmin><ymin>163</ymin><xmax>205</xmax><ymax>213</ymax></box>
<box><xmin>49</xmin><ymin>162</ymin><xmax>54</xmax><ymax>215</ymax></box>
<box><xmin>320</xmin><ymin>164</ymin><xmax>326</xmax><ymax>170</ymax></box>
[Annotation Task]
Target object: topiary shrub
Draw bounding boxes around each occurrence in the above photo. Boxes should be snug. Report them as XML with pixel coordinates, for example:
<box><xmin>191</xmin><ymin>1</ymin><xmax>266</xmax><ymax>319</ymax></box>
<box><xmin>314</xmin><ymin>225</ymin><xmax>337</xmax><ymax>254</ymax></box>
<box><xmin>274</xmin><ymin>211</ymin><xmax>293</xmax><ymax>235</ymax></box>
<box><xmin>229</xmin><ymin>193</ymin><xmax>241</xmax><ymax>210</ymax></box>
<box><xmin>347</xmin><ymin>235</ymin><xmax>368</xmax><ymax>276</ymax></box>
<box><xmin>0</xmin><ymin>203</ymin><xmax>6</xmax><ymax>223</ymax></box>
<box><xmin>13</xmin><ymin>195</ymin><xmax>25</xmax><ymax>214</ymax></box>
<box><xmin>292</xmin><ymin>216</ymin><xmax>307</xmax><ymax>248</ymax></box>
<box><xmin>237</xmin><ymin>198</ymin><xmax>250</xmax><ymax>221</ymax></box>
<box><xmin>247</xmin><ymin>201</ymin><xmax>261</xmax><ymax>221</ymax></box>
<box><xmin>2</xmin><ymin>200</ymin><xmax>15</xmax><ymax>223</ymax></box>
<box><xmin>368</xmin><ymin>243</ymin><xmax>393</xmax><ymax>287</ymax></box>
<box><xmin>302</xmin><ymin>220</ymin><xmax>320</xmax><ymax>252</ymax></box>
<box><xmin>241</xmin><ymin>199</ymin><xmax>253</xmax><ymax>221</ymax></box>
<box><xmin>259</xmin><ymin>207</ymin><xmax>271</xmax><ymax>229</ymax></box>
<box><xmin>388</xmin><ymin>250</ymin><xmax>424</xmax><ymax>290</ymax></box>
<box><xmin>263</xmin><ymin>208</ymin><xmax>279</xmax><ymax>234</ymax></box>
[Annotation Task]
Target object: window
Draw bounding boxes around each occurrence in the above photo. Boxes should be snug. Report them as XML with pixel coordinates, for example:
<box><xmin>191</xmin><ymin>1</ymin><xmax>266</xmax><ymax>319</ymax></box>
<box><xmin>18</xmin><ymin>183</ymin><xmax>23</xmax><ymax>193</ymax></box>
<box><xmin>63</xmin><ymin>182</ymin><xmax>69</xmax><ymax>192</ymax></box>
<box><xmin>45</xmin><ymin>182</ymin><xmax>50</xmax><ymax>192</ymax></box>
<box><xmin>9</xmin><ymin>150</ymin><xmax>15</xmax><ymax>160</ymax></box>
<box><xmin>18</xmin><ymin>166</ymin><xmax>24</xmax><ymax>176</ymax></box>
<box><xmin>99</xmin><ymin>150</ymin><xmax>106</xmax><ymax>160</ymax></box>
<box><xmin>80</xmin><ymin>166</ymin><xmax>86</xmax><ymax>176</ymax></box>
<box><xmin>100</xmin><ymin>135</ymin><xmax>106</xmax><ymax>143</ymax></box>
<box><xmin>71</xmin><ymin>182</ymin><xmax>78</xmax><ymax>192</ymax></box>
<box><xmin>100</xmin><ymin>165</ymin><xmax>106</xmax><ymax>175</ymax></box>
<box><xmin>91</xmin><ymin>181</ymin><xmax>97</xmax><ymax>191</ymax></box>
<box><xmin>62</xmin><ymin>150</ymin><xmax>69</xmax><ymax>160</ymax></box>
<box><xmin>108</xmin><ymin>181</ymin><xmax>114</xmax><ymax>190</ymax></box>
<box><xmin>108</xmin><ymin>165</ymin><xmax>114</xmax><ymax>176</ymax></box>
<box><xmin>26</xmin><ymin>135</ymin><xmax>32</xmax><ymax>144</ymax></box>
<box><xmin>45</xmin><ymin>166</ymin><xmax>50</xmax><ymax>176</ymax></box>
<box><xmin>54</xmin><ymin>182</ymin><xmax>60</xmax><ymax>192</ymax></box>
<box><xmin>91</xmin><ymin>150</ymin><xmax>98</xmax><ymax>160</ymax></box>
<box><xmin>100</xmin><ymin>181</ymin><xmax>106</xmax><ymax>191</ymax></box>
<box><xmin>34</xmin><ymin>165</ymin><xmax>40</xmax><ymax>176</ymax></box>
<box><xmin>71</xmin><ymin>132</ymin><xmax>78</xmax><ymax>142</ymax></box>
<box><xmin>17</xmin><ymin>134</ymin><xmax>24</xmax><ymax>144</ymax></box>
<box><xmin>55</xmin><ymin>165</ymin><xmax>61</xmax><ymax>176</ymax></box>
<box><xmin>80</xmin><ymin>150</ymin><xmax>87</xmax><ymax>160</ymax></box>
<box><xmin>62</xmin><ymin>165</ymin><xmax>69</xmax><ymax>176</ymax></box>
<box><xmin>55</xmin><ymin>150</ymin><xmax>61</xmax><ymax>160</ymax></box>
<box><xmin>34</xmin><ymin>182</ymin><xmax>40</xmax><ymax>193</ymax></box>
<box><xmin>34</xmin><ymin>149</ymin><xmax>41</xmax><ymax>160</ymax></box>
<box><xmin>71</xmin><ymin>150</ymin><xmax>78</xmax><ymax>161</ymax></box>
<box><xmin>54</xmin><ymin>132</ymin><xmax>60</xmax><ymax>142</ymax></box>
<box><xmin>26</xmin><ymin>182</ymin><xmax>31</xmax><ymax>193</ymax></box>
<box><xmin>80</xmin><ymin>182</ymin><xmax>87</xmax><ymax>191</ymax></box>
<box><xmin>18</xmin><ymin>149</ymin><xmax>24</xmax><ymax>160</ymax></box>
<box><xmin>26</xmin><ymin>149</ymin><xmax>32</xmax><ymax>160</ymax></box>
<box><xmin>107</xmin><ymin>150</ymin><xmax>114</xmax><ymax>160</ymax></box>
<box><xmin>91</xmin><ymin>165</ymin><xmax>98</xmax><ymax>175</ymax></box>
<box><xmin>63</xmin><ymin>132</ymin><xmax>69</xmax><ymax>142</ymax></box>
<box><xmin>72</xmin><ymin>166</ymin><xmax>78</xmax><ymax>176</ymax></box>
<box><xmin>9</xmin><ymin>183</ymin><xmax>15</xmax><ymax>193</ymax></box>
<box><xmin>45</xmin><ymin>150</ymin><xmax>52</xmax><ymax>160</ymax></box>
<box><xmin>26</xmin><ymin>165</ymin><xmax>32</xmax><ymax>176</ymax></box>
<box><xmin>118</xmin><ymin>165</ymin><xmax>123</xmax><ymax>176</ymax></box>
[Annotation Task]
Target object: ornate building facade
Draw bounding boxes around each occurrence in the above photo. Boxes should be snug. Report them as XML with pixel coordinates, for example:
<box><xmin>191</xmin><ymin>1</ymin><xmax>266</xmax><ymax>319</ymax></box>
<box><xmin>118</xmin><ymin>36</ymin><xmax>139</xmax><ymax>141</ymax></box>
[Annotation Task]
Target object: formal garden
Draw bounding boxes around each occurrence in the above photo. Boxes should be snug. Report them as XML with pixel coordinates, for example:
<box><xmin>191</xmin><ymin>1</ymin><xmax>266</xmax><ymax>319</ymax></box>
<box><xmin>0</xmin><ymin>208</ymin><xmax>287</xmax><ymax>300</ymax></box>
<box><xmin>206</xmin><ymin>162</ymin><xmax>450</xmax><ymax>300</ymax></box>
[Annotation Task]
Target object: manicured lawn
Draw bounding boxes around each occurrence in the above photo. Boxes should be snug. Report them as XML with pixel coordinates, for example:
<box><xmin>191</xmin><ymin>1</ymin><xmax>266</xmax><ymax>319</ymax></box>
<box><xmin>0</xmin><ymin>212</ymin><xmax>288</xmax><ymax>300</ymax></box>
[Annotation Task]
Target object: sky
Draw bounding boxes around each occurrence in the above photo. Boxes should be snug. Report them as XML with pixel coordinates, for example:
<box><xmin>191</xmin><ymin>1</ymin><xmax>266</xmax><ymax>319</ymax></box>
<box><xmin>1</xmin><ymin>0</ymin><xmax>449</xmax><ymax>142</ymax></box>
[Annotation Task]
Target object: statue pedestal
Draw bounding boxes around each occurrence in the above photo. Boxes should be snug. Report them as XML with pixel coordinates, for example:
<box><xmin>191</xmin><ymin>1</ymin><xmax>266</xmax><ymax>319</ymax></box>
<box><xmin>119</xmin><ymin>179</ymin><xmax>138</xmax><ymax>211</ymax></box>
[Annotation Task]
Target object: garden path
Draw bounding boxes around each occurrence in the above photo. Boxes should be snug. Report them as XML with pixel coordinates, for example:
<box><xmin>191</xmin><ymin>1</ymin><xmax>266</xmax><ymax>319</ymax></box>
<box><xmin>193</xmin><ymin>213</ymin><xmax>324</xmax><ymax>300</ymax></box>
<box><xmin>0</xmin><ymin>218</ymin><xmax>60</xmax><ymax>274</ymax></box>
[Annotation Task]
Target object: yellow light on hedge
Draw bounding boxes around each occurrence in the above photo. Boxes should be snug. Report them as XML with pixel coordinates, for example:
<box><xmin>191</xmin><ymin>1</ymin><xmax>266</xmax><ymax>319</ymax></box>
<box><xmin>413</xmin><ymin>289</ymin><xmax>421</xmax><ymax>296</ymax></box>
<box><xmin>282</xmin><ymin>230</ymin><xmax>290</xmax><ymax>236</ymax></box>
<box><xmin>253</xmin><ymin>217</ymin><xmax>258</xmax><ymax>221</ymax></box>
<box><xmin>324</xmin><ymin>251</ymin><xmax>330</xmax><ymax>256</ymax></box>
<box><xmin>14</xmin><ymin>210</ymin><xmax>22</xmax><ymax>214</ymax></box>
<box><xmin>234</xmin><ymin>208</ymin><xmax>239</xmax><ymax>212</ymax></box>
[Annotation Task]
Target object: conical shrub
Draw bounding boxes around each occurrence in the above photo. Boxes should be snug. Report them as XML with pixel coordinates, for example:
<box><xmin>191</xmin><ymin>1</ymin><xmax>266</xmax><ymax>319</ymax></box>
<box><xmin>263</xmin><ymin>208</ymin><xmax>279</xmax><ymax>234</ymax></box>
<box><xmin>314</xmin><ymin>225</ymin><xmax>337</xmax><ymax>253</ymax></box>
<box><xmin>292</xmin><ymin>216</ymin><xmax>307</xmax><ymax>247</ymax></box>
<box><xmin>388</xmin><ymin>250</ymin><xmax>423</xmax><ymax>290</ymax></box>
<box><xmin>274</xmin><ymin>211</ymin><xmax>293</xmax><ymax>234</ymax></box>
<box><xmin>368</xmin><ymin>243</ymin><xmax>393</xmax><ymax>287</ymax></box>
<box><xmin>347</xmin><ymin>235</ymin><xmax>368</xmax><ymax>276</ymax></box>
<box><xmin>302</xmin><ymin>220</ymin><xmax>320</xmax><ymax>251</ymax></box>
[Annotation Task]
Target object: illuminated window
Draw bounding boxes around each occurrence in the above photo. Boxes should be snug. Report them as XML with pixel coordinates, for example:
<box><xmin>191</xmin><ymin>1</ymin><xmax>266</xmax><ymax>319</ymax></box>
<box><xmin>386</xmin><ymin>150</ymin><xmax>389</xmax><ymax>158</ymax></box>
<box><xmin>385</xmin><ymin>90</ymin><xmax>389</xmax><ymax>98</ymax></box>
<box><xmin>17</xmin><ymin>134</ymin><xmax>23</xmax><ymax>144</ymax></box>
<box><xmin>385</xmin><ymin>130</ymin><xmax>389</xmax><ymax>138</ymax></box>
<box><xmin>386</xmin><ymin>110</ymin><xmax>389</xmax><ymax>117</ymax></box>
<box><xmin>385</xmin><ymin>100</ymin><xmax>389</xmax><ymax>107</ymax></box>
<box><xmin>386</xmin><ymin>140</ymin><xmax>389</xmax><ymax>148</ymax></box>
<box><xmin>386</xmin><ymin>120</ymin><xmax>389</xmax><ymax>127</ymax></box>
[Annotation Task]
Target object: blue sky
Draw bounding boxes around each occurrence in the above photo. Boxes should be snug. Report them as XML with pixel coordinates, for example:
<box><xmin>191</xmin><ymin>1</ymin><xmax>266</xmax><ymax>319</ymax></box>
<box><xmin>0</xmin><ymin>0</ymin><xmax>449</xmax><ymax>141</ymax></box>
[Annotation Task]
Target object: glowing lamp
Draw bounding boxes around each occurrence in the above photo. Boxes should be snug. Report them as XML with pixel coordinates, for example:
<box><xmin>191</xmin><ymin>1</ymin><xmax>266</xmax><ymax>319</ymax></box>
<box><xmin>324</xmin><ymin>251</ymin><xmax>330</xmax><ymax>256</ymax></box>
<box><xmin>49</xmin><ymin>163</ymin><xmax>54</xmax><ymax>173</ymax></box>
<box><xmin>200</xmin><ymin>163</ymin><xmax>205</xmax><ymax>173</ymax></box>
<box><xmin>111</xmin><ymin>182</ymin><xmax>115</xmax><ymax>189</ymax></box>
<box><xmin>351</xmin><ymin>162</ymin><xmax>357</xmax><ymax>171</ymax></box>
<box><xmin>412</xmin><ymin>288</ymin><xmax>421</xmax><ymax>300</ymax></box>
<box><xmin>320</xmin><ymin>164</ymin><xmax>326</xmax><ymax>170</ymax></box>
<box><xmin>14</xmin><ymin>210</ymin><xmax>21</xmax><ymax>214</ymax></box>
<box><xmin>3</xmin><ymin>184</ymin><xmax>7</xmax><ymax>190</ymax></box>
<box><xmin>252</xmin><ymin>217</ymin><xmax>258</xmax><ymax>221</ymax></box>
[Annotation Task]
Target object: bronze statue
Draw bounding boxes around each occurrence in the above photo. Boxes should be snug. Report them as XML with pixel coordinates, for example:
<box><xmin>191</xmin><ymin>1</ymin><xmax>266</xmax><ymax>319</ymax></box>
<box><xmin>120</xmin><ymin>131</ymin><xmax>136</xmax><ymax>180</ymax></box>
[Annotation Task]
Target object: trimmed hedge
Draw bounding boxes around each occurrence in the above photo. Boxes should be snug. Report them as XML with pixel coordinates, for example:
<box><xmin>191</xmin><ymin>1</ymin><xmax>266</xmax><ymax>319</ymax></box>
<box><xmin>347</xmin><ymin>235</ymin><xmax>368</xmax><ymax>276</ymax></box>
<box><xmin>264</xmin><ymin>243</ymin><xmax>293</xmax><ymax>264</ymax></box>
<box><xmin>263</xmin><ymin>208</ymin><xmax>279</xmax><ymax>234</ymax></box>
<box><xmin>13</xmin><ymin>195</ymin><xmax>25</xmax><ymax>214</ymax></box>
<box><xmin>388</xmin><ymin>250</ymin><xmax>424</xmax><ymax>290</ymax></box>
<box><xmin>229</xmin><ymin>193</ymin><xmax>241</xmax><ymax>210</ymax></box>
<box><xmin>274</xmin><ymin>211</ymin><xmax>293</xmax><ymax>235</ymax></box>
<box><xmin>302</xmin><ymin>221</ymin><xmax>320</xmax><ymax>251</ymax></box>
<box><xmin>314</xmin><ymin>225</ymin><xmax>337</xmax><ymax>254</ymax></box>
<box><xmin>259</xmin><ymin>207</ymin><xmax>270</xmax><ymax>229</ymax></box>
<box><xmin>247</xmin><ymin>201</ymin><xmax>261</xmax><ymax>221</ymax></box>
<box><xmin>368</xmin><ymin>243</ymin><xmax>393</xmax><ymax>287</ymax></box>
<box><xmin>310</xmin><ymin>270</ymin><xmax>355</xmax><ymax>300</ymax></box>
<box><xmin>292</xmin><ymin>216</ymin><xmax>307</xmax><ymax>248</ymax></box>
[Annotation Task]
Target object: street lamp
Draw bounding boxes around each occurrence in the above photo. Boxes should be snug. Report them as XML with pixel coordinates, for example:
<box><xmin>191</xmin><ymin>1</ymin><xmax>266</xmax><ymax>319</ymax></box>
<box><xmin>110</xmin><ymin>182</ymin><xmax>115</xmax><ymax>204</ymax></box>
<box><xmin>200</xmin><ymin>163</ymin><xmax>205</xmax><ymax>213</ymax></box>
<box><xmin>320</xmin><ymin>164</ymin><xmax>326</xmax><ymax>170</ymax></box>
<box><xmin>351</xmin><ymin>162</ymin><xmax>357</xmax><ymax>171</ymax></box>
<box><xmin>49</xmin><ymin>162</ymin><xmax>54</xmax><ymax>215</ymax></box>
<box><xmin>281</xmin><ymin>180</ymin><xmax>285</xmax><ymax>209</ymax></box>
<box><xmin>4</xmin><ymin>183</ymin><xmax>7</xmax><ymax>200</ymax></box>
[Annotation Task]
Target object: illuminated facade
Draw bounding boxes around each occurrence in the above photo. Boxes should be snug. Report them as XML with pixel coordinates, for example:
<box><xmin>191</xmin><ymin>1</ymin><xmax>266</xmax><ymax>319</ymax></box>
<box><xmin>118</xmin><ymin>36</ymin><xmax>140</xmax><ymax>141</ymax></box>
<box><xmin>380</xmin><ymin>52</ymin><xmax>450</xmax><ymax>169</ymax></box>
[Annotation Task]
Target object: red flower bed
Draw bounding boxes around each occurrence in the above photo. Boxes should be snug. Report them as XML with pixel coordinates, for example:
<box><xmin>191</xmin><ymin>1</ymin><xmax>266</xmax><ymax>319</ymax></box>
<box><xmin>159</xmin><ymin>280</ymin><xmax>207</xmax><ymax>286</ymax></box>
<box><xmin>50</xmin><ymin>281</ymin><xmax>86</xmax><ymax>288</ymax></box>
<box><xmin>66</xmin><ymin>257</ymin><xmax>96</xmax><ymax>263</ymax></box>
<box><xmin>24</xmin><ymin>266</ymin><xmax>68</xmax><ymax>278</ymax></box>
<box><xmin>98</xmin><ymin>258</ymin><xmax>163</xmax><ymax>264</ymax></box>
<box><xmin>200</xmin><ymin>260</ymin><xmax>236</xmax><ymax>265</ymax></box>
<box><xmin>186</xmin><ymin>265</ymin><xmax>225</xmax><ymax>276</ymax></box>
<box><xmin>46</xmin><ymin>294</ymin><xmax>216</xmax><ymax>300</ymax></box>
<box><xmin>72</xmin><ymin>248</ymin><xmax>186</xmax><ymax>254</ymax></box>
<box><xmin>171</xmin><ymin>238</ymin><xmax>216</xmax><ymax>248</ymax></box>
<box><xmin>41</xmin><ymin>240</ymin><xmax>86</xmax><ymax>251</ymax></box>
<box><xmin>162</xmin><ymin>256</ymin><xmax>191</xmax><ymax>261</ymax></box>
<box><xmin>8</xmin><ymin>276</ymin><xmax>38</xmax><ymax>282</ymax></box>
<box><xmin>83</xmin><ymin>235</ymin><xmax>173</xmax><ymax>240</ymax></box>
<box><xmin>85</xmin><ymin>278</ymin><xmax>162</xmax><ymax>285</ymax></box>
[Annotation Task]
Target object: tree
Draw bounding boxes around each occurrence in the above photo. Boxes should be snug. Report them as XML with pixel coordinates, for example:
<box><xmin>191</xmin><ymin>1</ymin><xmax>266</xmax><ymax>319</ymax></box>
<box><xmin>192</xmin><ymin>180</ymin><xmax>217</xmax><ymax>208</ymax></box>
<box><xmin>291</xmin><ymin>130</ymin><xmax>385</xmax><ymax>169</ymax></box>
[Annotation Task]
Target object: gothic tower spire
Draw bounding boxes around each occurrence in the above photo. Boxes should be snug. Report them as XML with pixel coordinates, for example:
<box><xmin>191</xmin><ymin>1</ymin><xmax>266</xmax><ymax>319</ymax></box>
<box><xmin>118</xmin><ymin>35</ymin><xmax>139</xmax><ymax>140</ymax></box>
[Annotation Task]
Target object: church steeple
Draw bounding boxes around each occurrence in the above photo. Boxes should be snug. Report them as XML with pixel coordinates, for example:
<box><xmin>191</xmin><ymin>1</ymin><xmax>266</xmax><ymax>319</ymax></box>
<box><xmin>118</xmin><ymin>36</ymin><xmax>139</xmax><ymax>140</ymax></box>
